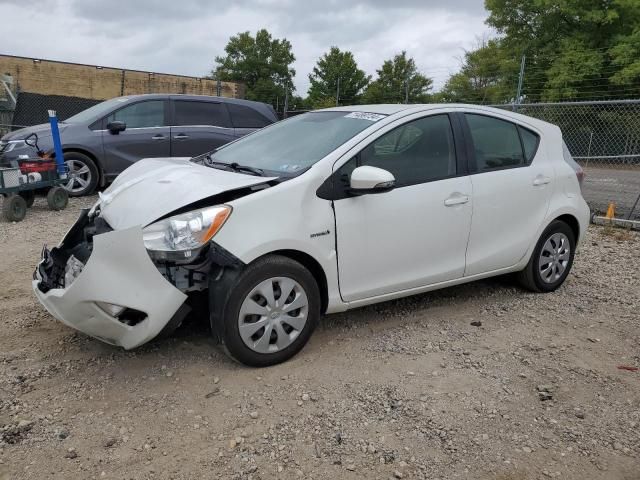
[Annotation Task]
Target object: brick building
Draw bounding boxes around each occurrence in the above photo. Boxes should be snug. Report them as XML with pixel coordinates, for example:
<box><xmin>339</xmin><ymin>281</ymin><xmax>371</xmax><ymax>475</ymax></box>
<box><xmin>0</xmin><ymin>54</ymin><xmax>244</xmax><ymax>133</ymax></box>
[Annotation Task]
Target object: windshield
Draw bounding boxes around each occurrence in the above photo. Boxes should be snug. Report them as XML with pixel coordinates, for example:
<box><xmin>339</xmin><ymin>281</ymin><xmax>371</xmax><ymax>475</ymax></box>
<box><xmin>64</xmin><ymin>97</ymin><xmax>132</xmax><ymax>124</ymax></box>
<box><xmin>207</xmin><ymin>111</ymin><xmax>385</xmax><ymax>174</ymax></box>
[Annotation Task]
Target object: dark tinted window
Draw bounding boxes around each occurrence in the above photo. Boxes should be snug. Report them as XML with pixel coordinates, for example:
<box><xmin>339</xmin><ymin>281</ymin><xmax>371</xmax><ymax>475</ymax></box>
<box><xmin>173</xmin><ymin>101</ymin><xmax>231</xmax><ymax>128</ymax></box>
<box><xmin>227</xmin><ymin>103</ymin><xmax>272</xmax><ymax>128</ymax></box>
<box><xmin>518</xmin><ymin>126</ymin><xmax>539</xmax><ymax>163</ymax></box>
<box><xmin>359</xmin><ymin>114</ymin><xmax>456</xmax><ymax>187</ymax></box>
<box><xmin>465</xmin><ymin>114</ymin><xmax>525</xmax><ymax>171</ymax></box>
<box><xmin>106</xmin><ymin>100</ymin><xmax>165</xmax><ymax>128</ymax></box>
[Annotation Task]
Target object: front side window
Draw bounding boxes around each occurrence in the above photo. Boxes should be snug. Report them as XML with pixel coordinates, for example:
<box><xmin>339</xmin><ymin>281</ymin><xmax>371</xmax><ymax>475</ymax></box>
<box><xmin>173</xmin><ymin>101</ymin><xmax>231</xmax><ymax>128</ymax></box>
<box><xmin>106</xmin><ymin>100</ymin><xmax>166</xmax><ymax>129</ymax></box>
<box><xmin>465</xmin><ymin>114</ymin><xmax>525</xmax><ymax>171</ymax></box>
<box><xmin>358</xmin><ymin>114</ymin><xmax>457</xmax><ymax>187</ymax></box>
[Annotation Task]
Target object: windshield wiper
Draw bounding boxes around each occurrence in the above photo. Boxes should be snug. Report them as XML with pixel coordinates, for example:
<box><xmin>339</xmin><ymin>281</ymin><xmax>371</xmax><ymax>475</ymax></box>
<box><xmin>227</xmin><ymin>162</ymin><xmax>264</xmax><ymax>176</ymax></box>
<box><xmin>201</xmin><ymin>155</ymin><xmax>264</xmax><ymax>176</ymax></box>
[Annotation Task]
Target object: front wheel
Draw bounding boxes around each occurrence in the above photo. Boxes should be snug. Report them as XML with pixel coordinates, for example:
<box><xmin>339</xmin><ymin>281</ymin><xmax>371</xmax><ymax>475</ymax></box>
<box><xmin>211</xmin><ymin>255</ymin><xmax>321</xmax><ymax>367</ymax></box>
<box><xmin>517</xmin><ymin>220</ymin><xmax>576</xmax><ymax>292</ymax></box>
<box><xmin>62</xmin><ymin>153</ymin><xmax>99</xmax><ymax>197</ymax></box>
<box><xmin>2</xmin><ymin>194</ymin><xmax>27</xmax><ymax>222</ymax></box>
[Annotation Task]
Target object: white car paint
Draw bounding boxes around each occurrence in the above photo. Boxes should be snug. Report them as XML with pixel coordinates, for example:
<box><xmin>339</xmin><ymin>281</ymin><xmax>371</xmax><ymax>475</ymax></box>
<box><xmin>97</xmin><ymin>157</ymin><xmax>274</xmax><ymax>230</ymax></box>
<box><xmin>33</xmin><ymin>104</ymin><xmax>590</xmax><ymax>350</ymax></box>
<box><xmin>33</xmin><ymin>225</ymin><xmax>186</xmax><ymax>349</ymax></box>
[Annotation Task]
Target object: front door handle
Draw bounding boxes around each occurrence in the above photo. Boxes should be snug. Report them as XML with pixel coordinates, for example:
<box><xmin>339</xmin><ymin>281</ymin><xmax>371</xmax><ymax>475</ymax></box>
<box><xmin>173</xmin><ymin>134</ymin><xmax>189</xmax><ymax>140</ymax></box>
<box><xmin>533</xmin><ymin>175</ymin><xmax>551</xmax><ymax>186</ymax></box>
<box><xmin>151</xmin><ymin>134</ymin><xmax>166</xmax><ymax>140</ymax></box>
<box><xmin>444</xmin><ymin>193</ymin><xmax>470</xmax><ymax>207</ymax></box>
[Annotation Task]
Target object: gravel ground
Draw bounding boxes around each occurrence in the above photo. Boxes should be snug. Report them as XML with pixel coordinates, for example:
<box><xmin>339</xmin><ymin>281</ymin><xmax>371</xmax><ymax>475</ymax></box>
<box><xmin>0</xmin><ymin>195</ymin><xmax>639</xmax><ymax>480</ymax></box>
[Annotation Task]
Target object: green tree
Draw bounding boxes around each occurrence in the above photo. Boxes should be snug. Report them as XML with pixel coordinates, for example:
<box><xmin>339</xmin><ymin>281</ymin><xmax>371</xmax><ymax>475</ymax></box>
<box><xmin>484</xmin><ymin>0</ymin><xmax>640</xmax><ymax>101</ymax></box>
<box><xmin>362</xmin><ymin>51</ymin><xmax>433</xmax><ymax>104</ymax></box>
<box><xmin>307</xmin><ymin>47</ymin><xmax>370</xmax><ymax>107</ymax></box>
<box><xmin>288</xmin><ymin>95</ymin><xmax>312</xmax><ymax>111</ymax></box>
<box><xmin>439</xmin><ymin>39</ymin><xmax>519</xmax><ymax>104</ymax></box>
<box><xmin>214</xmin><ymin>29</ymin><xmax>296</xmax><ymax>107</ymax></box>
<box><xmin>609</xmin><ymin>28</ymin><xmax>640</xmax><ymax>90</ymax></box>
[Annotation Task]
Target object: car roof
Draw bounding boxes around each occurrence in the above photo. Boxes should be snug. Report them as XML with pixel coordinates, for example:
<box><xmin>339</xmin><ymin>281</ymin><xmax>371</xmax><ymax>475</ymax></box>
<box><xmin>319</xmin><ymin>104</ymin><xmax>557</xmax><ymax>131</ymax></box>
<box><xmin>111</xmin><ymin>93</ymin><xmax>277</xmax><ymax>120</ymax></box>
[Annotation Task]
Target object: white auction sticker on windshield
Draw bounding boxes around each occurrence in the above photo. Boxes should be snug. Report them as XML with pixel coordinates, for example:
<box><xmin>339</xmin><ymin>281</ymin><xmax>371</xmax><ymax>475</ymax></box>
<box><xmin>344</xmin><ymin>111</ymin><xmax>386</xmax><ymax>122</ymax></box>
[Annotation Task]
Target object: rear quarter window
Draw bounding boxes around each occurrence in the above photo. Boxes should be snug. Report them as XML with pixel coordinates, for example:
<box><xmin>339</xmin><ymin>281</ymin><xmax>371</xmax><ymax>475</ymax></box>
<box><xmin>518</xmin><ymin>126</ymin><xmax>540</xmax><ymax>164</ymax></box>
<box><xmin>226</xmin><ymin>103</ymin><xmax>273</xmax><ymax>128</ymax></box>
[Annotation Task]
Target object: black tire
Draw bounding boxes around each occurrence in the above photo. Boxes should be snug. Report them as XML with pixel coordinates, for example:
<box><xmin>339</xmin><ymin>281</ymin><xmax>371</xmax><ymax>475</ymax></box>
<box><xmin>517</xmin><ymin>220</ymin><xmax>576</xmax><ymax>292</ymax></box>
<box><xmin>47</xmin><ymin>187</ymin><xmax>69</xmax><ymax>211</ymax></box>
<box><xmin>210</xmin><ymin>255</ymin><xmax>321</xmax><ymax>367</ymax></box>
<box><xmin>2</xmin><ymin>194</ymin><xmax>27</xmax><ymax>222</ymax></box>
<box><xmin>62</xmin><ymin>152</ymin><xmax>99</xmax><ymax>197</ymax></box>
<box><xmin>19</xmin><ymin>190</ymin><xmax>35</xmax><ymax>208</ymax></box>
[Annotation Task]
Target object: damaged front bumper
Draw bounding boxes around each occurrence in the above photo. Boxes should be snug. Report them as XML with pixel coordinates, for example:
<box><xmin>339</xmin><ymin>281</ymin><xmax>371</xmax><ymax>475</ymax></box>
<box><xmin>32</xmin><ymin>210</ymin><xmax>188</xmax><ymax>349</ymax></box>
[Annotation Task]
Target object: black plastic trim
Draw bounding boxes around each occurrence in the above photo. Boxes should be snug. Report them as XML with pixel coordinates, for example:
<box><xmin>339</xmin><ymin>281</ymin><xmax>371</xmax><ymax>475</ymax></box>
<box><xmin>209</xmin><ymin>242</ymin><xmax>245</xmax><ymax>269</ymax></box>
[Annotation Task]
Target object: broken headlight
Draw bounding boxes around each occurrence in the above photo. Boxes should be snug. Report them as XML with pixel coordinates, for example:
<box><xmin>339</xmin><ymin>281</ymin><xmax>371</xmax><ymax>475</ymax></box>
<box><xmin>142</xmin><ymin>205</ymin><xmax>232</xmax><ymax>261</ymax></box>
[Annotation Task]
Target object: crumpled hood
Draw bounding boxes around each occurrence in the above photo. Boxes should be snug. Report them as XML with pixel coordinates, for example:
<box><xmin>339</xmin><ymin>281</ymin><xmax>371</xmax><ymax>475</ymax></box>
<box><xmin>98</xmin><ymin>157</ymin><xmax>274</xmax><ymax>230</ymax></box>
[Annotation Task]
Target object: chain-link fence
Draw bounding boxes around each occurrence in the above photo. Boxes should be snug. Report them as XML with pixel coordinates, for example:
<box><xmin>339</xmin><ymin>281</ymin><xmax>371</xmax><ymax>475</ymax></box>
<box><xmin>285</xmin><ymin>100</ymin><xmax>640</xmax><ymax>221</ymax></box>
<box><xmin>503</xmin><ymin>100</ymin><xmax>640</xmax><ymax>220</ymax></box>
<box><xmin>2</xmin><ymin>64</ymin><xmax>638</xmax><ymax>220</ymax></box>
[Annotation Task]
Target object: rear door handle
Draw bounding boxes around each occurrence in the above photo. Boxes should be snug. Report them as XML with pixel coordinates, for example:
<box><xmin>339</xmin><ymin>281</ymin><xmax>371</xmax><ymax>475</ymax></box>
<box><xmin>444</xmin><ymin>193</ymin><xmax>470</xmax><ymax>207</ymax></box>
<box><xmin>533</xmin><ymin>175</ymin><xmax>551</xmax><ymax>186</ymax></box>
<box><xmin>173</xmin><ymin>134</ymin><xmax>189</xmax><ymax>140</ymax></box>
<box><xmin>151</xmin><ymin>134</ymin><xmax>166</xmax><ymax>140</ymax></box>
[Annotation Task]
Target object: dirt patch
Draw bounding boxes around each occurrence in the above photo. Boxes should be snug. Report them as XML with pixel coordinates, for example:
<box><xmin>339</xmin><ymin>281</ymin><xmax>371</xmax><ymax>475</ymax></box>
<box><xmin>0</xmin><ymin>195</ymin><xmax>639</xmax><ymax>479</ymax></box>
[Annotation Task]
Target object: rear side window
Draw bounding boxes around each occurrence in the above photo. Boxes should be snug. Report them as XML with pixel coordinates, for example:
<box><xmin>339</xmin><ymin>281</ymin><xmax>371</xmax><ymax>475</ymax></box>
<box><xmin>465</xmin><ymin>114</ymin><xmax>524</xmax><ymax>171</ymax></box>
<box><xmin>173</xmin><ymin>101</ymin><xmax>231</xmax><ymax>128</ymax></box>
<box><xmin>227</xmin><ymin>103</ymin><xmax>272</xmax><ymax>128</ymax></box>
<box><xmin>518</xmin><ymin>126</ymin><xmax>540</xmax><ymax>163</ymax></box>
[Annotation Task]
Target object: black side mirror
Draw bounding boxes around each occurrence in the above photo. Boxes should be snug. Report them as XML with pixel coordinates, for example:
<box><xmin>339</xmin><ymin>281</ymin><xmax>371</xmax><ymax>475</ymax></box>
<box><xmin>106</xmin><ymin>121</ymin><xmax>126</xmax><ymax>134</ymax></box>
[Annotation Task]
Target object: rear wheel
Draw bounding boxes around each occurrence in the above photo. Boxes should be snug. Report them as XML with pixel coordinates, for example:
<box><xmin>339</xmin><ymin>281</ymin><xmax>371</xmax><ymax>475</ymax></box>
<box><xmin>62</xmin><ymin>153</ymin><xmax>99</xmax><ymax>197</ymax></box>
<box><xmin>211</xmin><ymin>255</ymin><xmax>321</xmax><ymax>367</ymax></box>
<box><xmin>2</xmin><ymin>194</ymin><xmax>27</xmax><ymax>222</ymax></box>
<box><xmin>517</xmin><ymin>220</ymin><xmax>576</xmax><ymax>292</ymax></box>
<box><xmin>47</xmin><ymin>187</ymin><xmax>69</xmax><ymax>211</ymax></box>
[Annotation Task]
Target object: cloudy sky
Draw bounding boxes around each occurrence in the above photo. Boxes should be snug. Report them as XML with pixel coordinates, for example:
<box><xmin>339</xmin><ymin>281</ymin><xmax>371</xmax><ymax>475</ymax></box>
<box><xmin>2</xmin><ymin>0</ymin><xmax>493</xmax><ymax>94</ymax></box>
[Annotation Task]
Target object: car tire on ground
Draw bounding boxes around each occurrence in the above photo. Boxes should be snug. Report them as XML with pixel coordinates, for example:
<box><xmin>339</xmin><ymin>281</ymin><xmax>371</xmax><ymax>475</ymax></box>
<box><xmin>2</xmin><ymin>194</ymin><xmax>27</xmax><ymax>222</ymax></box>
<box><xmin>47</xmin><ymin>187</ymin><xmax>69</xmax><ymax>211</ymax></box>
<box><xmin>19</xmin><ymin>190</ymin><xmax>35</xmax><ymax>208</ymax></box>
<box><xmin>211</xmin><ymin>255</ymin><xmax>321</xmax><ymax>367</ymax></box>
<box><xmin>62</xmin><ymin>152</ymin><xmax>99</xmax><ymax>197</ymax></box>
<box><xmin>517</xmin><ymin>220</ymin><xmax>576</xmax><ymax>293</ymax></box>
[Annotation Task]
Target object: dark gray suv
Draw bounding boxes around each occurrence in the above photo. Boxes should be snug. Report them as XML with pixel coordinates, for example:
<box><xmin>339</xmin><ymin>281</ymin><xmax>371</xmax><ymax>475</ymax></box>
<box><xmin>0</xmin><ymin>94</ymin><xmax>277</xmax><ymax>196</ymax></box>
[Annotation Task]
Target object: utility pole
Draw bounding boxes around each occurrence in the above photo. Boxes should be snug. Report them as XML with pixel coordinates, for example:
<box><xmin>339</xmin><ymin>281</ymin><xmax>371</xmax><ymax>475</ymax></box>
<box><xmin>404</xmin><ymin>75</ymin><xmax>409</xmax><ymax>104</ymax></box>
<box><xmin>283</xmin><ymin>81</ymin><xmax>289</xmax><ymax>119</ymax></box>
<box><xmin>514</xmin><ymin>54</ymin><xmax>526</xmax><ymax>111</ymax></box>
<box><xmin>336</xmin><ymin>77</ymin><xmax>340</xmax><ymax>106</ymax></box>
